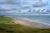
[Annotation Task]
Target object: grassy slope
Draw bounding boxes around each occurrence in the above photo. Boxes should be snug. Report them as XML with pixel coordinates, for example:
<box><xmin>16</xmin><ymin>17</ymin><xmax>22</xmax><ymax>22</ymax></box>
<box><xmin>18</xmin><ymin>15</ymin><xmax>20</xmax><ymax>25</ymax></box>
<box><xmin>0</xmin><ymin>16</ymin><xmax>50</xmax><ymax>33</ymax></box>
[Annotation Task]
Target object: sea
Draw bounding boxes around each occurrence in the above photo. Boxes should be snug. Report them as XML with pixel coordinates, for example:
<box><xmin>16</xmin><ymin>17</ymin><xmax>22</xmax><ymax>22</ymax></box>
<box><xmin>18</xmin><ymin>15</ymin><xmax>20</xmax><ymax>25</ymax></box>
<box><xmin>3</xmin><ymin>15</ymin><xmax>50</xmax><ymax>25</ymax></box>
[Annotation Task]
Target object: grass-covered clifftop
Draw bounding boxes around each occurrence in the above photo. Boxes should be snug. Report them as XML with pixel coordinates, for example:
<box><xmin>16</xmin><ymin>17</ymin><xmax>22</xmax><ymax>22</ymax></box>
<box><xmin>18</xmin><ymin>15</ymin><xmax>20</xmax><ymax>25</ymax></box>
<box><xmin>0</xmin><ymin>16</ymin><xmax>50</xmax><ymax>33</ymax></box>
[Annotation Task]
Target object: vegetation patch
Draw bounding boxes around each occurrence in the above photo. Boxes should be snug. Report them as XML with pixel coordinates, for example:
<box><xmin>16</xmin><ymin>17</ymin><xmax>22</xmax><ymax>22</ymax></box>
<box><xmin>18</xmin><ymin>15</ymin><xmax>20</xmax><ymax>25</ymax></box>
<box><xmin>0</xmin><ymin>16</ymin><xmax>50</xmax><ymax>33</ymax></box>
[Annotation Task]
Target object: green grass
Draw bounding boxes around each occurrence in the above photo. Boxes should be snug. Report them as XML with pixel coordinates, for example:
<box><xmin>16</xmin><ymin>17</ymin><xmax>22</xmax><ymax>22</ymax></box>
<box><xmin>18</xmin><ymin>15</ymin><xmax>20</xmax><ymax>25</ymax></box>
<box><xmin>0</xmin><ymin>16</ymin><xmax>50</xmax><ymax>33</ymax></box>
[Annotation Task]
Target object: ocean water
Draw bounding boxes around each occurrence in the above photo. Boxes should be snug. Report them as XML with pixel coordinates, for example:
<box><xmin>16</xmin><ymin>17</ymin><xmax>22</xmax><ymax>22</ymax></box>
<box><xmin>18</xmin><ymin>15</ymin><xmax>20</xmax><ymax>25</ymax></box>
<box><xmin>10</xmin><ymin>15</ymin><xmax>50</xmax><ymax>24</ymax></box>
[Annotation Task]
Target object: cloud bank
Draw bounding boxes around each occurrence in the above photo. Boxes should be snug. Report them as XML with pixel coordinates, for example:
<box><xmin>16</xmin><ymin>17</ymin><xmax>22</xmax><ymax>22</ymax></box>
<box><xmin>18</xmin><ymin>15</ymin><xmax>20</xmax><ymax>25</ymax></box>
<box><xmin>0</xmin><ymin>0</ymin><xmax>49</xmax><ymax>15</ymax></box>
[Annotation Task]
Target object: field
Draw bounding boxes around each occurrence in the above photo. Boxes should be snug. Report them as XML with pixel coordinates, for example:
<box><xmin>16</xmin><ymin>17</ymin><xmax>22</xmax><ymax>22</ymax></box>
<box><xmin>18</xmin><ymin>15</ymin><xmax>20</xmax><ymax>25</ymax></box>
<box><xmin>0</xmin><ymin>16</ymin><xmax>50</xmax><ymax>33</ymax></box>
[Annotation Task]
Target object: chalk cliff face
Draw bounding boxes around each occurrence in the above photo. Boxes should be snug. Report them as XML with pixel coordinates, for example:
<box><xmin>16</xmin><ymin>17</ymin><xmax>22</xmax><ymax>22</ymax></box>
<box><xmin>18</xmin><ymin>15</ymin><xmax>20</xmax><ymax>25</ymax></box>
<box><xmin>13</xmin><ymin>17</ymin><xmax>50</xmax><ymax>29</ymax></box>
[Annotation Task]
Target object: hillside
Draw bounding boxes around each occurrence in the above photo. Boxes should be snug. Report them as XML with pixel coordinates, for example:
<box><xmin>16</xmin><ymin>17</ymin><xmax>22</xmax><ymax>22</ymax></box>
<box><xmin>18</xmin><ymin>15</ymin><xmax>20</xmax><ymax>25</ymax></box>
<box><xmin>0</xmin><ymin>16</ymin><xmax>50</xmax><ymax>33</ymax></box>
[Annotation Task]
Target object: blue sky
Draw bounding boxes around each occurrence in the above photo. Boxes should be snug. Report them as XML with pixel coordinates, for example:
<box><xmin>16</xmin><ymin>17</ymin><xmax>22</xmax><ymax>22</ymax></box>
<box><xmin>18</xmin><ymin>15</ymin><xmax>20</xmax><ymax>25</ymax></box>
<box><xmin>0</xmin><ymin>0</ymin><xmax>49</xmax><ymax>15</ymax></box>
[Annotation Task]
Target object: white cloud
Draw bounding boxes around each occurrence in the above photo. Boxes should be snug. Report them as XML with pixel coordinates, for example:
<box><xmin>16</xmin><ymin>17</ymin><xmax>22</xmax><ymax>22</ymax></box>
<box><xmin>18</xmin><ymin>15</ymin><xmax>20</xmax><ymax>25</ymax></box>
<box><xmin>0</xmin><ymin>0</ymin><xmax>49</xmax><ymax>15</ymax></box>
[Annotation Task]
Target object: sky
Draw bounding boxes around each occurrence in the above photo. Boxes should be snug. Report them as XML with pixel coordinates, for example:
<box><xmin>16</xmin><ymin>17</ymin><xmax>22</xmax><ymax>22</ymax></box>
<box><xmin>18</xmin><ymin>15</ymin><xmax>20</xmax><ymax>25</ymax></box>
<box><xmin>0</xmin><ymin>0</ymin><xmax>49</xmax><ymax>15</ymax></box>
